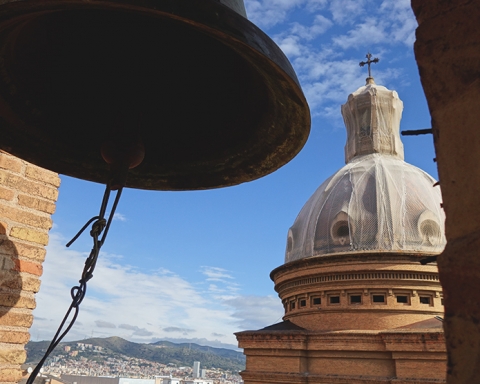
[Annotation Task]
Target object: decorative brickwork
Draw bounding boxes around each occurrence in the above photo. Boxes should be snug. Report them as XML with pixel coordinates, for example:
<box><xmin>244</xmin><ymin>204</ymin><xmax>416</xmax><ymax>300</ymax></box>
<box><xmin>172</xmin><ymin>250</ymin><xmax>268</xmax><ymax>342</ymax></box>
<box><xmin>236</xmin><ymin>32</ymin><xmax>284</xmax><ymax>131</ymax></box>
<box><xmin>237</xmin><ymin>322</ymin><xmax>447</xmax><ymax>383</ymax></box>
<box><xmin>0</xmin><ymin>151</ymin><xmax>60</xmax><ymax>384</ymax></box>
<box><xmin>271</xmin><ymin>255</ymin><xmax>444</xmax><ymax>331</ymax></box>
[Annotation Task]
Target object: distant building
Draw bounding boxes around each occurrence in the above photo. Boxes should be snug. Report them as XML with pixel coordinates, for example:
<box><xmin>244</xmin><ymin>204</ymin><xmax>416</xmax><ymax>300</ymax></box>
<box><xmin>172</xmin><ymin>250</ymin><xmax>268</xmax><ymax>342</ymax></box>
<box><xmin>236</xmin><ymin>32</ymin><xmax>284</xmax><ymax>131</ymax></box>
<box><xmin>64</xmin><ymin>346</ymin><xmax>71</xmax><ymax>352</ymax></box>
<box><xmin>118</xmin><ymin>378</ymin><xmax>155</xmax><ymax>384</ymax></box>
<box><xmin>192</xmin><ymin>362</ymin><xmax>200</xmax><ymax>378</ymax></box>
<box><xmin>60</xmin><ymin>376</ymin><xmax>157</xmax><ymax>384</ymax></box>
<box><xmin>61</xmin><ymin>375</ymin><xmax>118</xmax><ymax>384</ymax></box>
<box><xmin>200</xmin><ymin>369</ymin><xmax>206</xmax><ymax>379</ymax></box>
<box><xmin>183</xmin><ymin>380</ymin><xmax>213</xmax><ymax>384</ymax></box>
<box><xmin>161</xmin><ymin>378</ymin><xmax>180</xmax><ymax>384</ymax></box>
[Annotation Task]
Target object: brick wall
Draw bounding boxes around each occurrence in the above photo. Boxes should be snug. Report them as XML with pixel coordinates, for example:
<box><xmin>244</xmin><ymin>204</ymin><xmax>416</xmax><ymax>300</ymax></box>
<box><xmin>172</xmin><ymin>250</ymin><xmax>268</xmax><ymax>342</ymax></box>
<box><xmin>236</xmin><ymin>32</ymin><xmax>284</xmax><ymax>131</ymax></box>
<box><xmin>237</xmin><ymin>329</ymin><xmax>446</xmax><ymax>383</ymax></box>
<box><xmin>0</xmin><ymin>151</ymin><xmax>60</xmax><ymax>384</ymax></box>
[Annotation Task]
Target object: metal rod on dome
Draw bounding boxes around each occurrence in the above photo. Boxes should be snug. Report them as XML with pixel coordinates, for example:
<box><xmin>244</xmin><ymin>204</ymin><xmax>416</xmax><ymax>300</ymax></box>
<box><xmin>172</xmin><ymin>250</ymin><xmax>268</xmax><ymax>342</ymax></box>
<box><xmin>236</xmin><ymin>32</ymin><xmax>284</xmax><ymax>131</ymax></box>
<box><xmin>401</xmin><ymin>129</ymin><xmax>433</xmax><ymax>136</ymax></box>
<box><xmin>420</xmin><ymin>255</ymin><xmax>438</xmax><ymax>265</ymax></box>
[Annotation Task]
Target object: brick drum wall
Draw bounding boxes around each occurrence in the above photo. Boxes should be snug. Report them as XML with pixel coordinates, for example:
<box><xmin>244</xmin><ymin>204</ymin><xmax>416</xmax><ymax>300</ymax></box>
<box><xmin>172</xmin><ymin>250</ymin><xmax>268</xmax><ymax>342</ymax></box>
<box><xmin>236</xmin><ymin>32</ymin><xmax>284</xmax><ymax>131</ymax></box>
<box><xmin>0</xmin><ymin>151</ymin><xmax>60</xmax><ymax>384</ymax></box>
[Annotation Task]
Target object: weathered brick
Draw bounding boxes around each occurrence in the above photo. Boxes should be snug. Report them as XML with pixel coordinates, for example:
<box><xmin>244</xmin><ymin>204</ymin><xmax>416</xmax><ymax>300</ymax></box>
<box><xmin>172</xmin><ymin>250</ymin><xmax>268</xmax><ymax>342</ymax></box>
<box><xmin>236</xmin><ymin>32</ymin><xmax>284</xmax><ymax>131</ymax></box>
<box><xmin>0</xmin><ymin>170</ymin><xmax>58</xmax><ymax>201</ymax></box>
<box><xmin>0</xmin><ymin>255</ymin><xmax>14</xmax><ymax>270</ymax></box>
<box><xmin>13</xmin><ymin>259</ymin><xmax>42</xmax><ymax>276</ymax></box>
<box><xmin>0</xmin><ymin>294</ymin><xmax>36</xmax><ymax>309</ymax></box>
<box><xmin>0</xmin><ymin>347</ymin><xmax>26</xmax><ymax>365</ymax></box>
<box><xmin>9</xmin><ymin>228</ymin><xmax>49</xmax><ymax>246</ymax></box>
<box><xmin>0</xmin><ymin>238</ymin><xmax>16</xmax><ymax>257</ymax></box>
<box><xmin>25</xmin><ymin>165</ymin><xmax>60</xmax><ymax>188</ymax></box>
<box><xmin>11</xmin><ymin>242</ymin><xmax>46</xmax><ymax>262</ymax></box>
<box><xmin>0</xmin><ymin>271</ymin><xmax>22</xmax><ymax>290</ymax></box>
<box><xmin>0</xmin><ymin>311</ymin><xmax>33</xmax><ymax>328</ymax></box>
<box><xmin>0</xmin><ymin>367</ymin><xmax>23</xmax><ymax>382</ymax></box>
<box><xmin>0</xmin><ymin>187</ymin><xmax>14</xmax><ymax>202</ymax></box>
<box><xmin>0</xmin><ymin>205</ymin><xmax>52</xmax><ymax>230</ymax></box>
<box><xmin>20</xmin><ymin>276</ymin><xmax>41</xmax><ymax>293</ymax></box>
<box><xmin>17</xmin><ymin>195</ymin><xmax>56</xmax><ymax>215</ymax></box>
<box><xmin>0</xmin><ymin>271</ymin><xmax>40</xmax><ymax>293</ymax></box>
<box><xmin>0</xmin><ymin>153</ymin><xmax>22</xmax><ymax>174</ymax></box>
<box><xmin>0</xmin><ymin>330</ymin><xmax>30</xmax><ymax>344</ymax></box>
<box><xmin>0</xmin><ymin>240</ymin><xmax>47</xmax><ymax>262</ymax></box>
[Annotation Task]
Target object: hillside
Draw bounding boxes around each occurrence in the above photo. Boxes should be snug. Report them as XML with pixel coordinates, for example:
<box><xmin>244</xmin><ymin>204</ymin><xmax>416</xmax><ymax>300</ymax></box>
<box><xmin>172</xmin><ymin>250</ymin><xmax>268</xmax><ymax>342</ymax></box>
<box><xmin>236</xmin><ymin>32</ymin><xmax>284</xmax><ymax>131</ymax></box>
<box><xmin>26</xmin><ymin>336</ymin><xmax>245</xmax><ymax>372</ymax></box>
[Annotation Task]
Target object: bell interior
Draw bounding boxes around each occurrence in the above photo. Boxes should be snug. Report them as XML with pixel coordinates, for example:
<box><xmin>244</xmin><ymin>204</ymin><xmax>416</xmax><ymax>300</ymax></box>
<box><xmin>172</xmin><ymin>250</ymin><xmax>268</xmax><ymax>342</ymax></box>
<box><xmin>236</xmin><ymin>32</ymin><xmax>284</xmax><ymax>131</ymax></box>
<box><xmin>0</xmin><ymin>3</ymin><xmax>309</xmax><ymax>190</ymax></box>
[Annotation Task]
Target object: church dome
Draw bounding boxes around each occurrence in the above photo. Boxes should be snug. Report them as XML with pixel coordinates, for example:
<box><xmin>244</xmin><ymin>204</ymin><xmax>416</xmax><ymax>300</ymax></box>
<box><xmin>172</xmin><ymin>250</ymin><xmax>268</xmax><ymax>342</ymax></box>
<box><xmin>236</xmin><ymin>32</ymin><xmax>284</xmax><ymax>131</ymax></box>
<box><xmin>285</xmin><ymin>79</ymin><xmax>446</xmax><ymax>263</ymax></box>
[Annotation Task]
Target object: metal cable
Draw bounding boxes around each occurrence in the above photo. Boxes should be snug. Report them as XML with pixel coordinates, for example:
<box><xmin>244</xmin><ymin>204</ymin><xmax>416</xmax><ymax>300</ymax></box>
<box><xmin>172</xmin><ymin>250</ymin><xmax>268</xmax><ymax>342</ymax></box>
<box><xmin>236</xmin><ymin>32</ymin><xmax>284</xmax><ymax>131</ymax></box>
<box><xmin>27</xmin><ymin>184</ymin><xmax>123</xmax><ymax>384</ymax></box>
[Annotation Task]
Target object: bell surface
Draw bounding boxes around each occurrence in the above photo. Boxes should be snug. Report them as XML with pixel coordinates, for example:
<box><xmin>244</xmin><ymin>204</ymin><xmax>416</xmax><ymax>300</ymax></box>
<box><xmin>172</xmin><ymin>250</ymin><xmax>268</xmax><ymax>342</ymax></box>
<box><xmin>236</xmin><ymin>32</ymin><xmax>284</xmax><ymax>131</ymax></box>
<box><xmin>0</xmin><ymin>0</ymin><xmax>310</xmax><ymax>190</ymax></box>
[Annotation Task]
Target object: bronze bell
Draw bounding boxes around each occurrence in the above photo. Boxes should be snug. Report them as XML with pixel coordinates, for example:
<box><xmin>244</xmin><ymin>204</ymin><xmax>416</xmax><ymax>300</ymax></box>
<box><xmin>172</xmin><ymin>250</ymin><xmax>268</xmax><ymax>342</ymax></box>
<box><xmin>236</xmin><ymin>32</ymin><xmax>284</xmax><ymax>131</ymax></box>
<box><xmin>0</xmin><ymin>0</ymin><xmax>310</xmax><ymax>190</ymax></box>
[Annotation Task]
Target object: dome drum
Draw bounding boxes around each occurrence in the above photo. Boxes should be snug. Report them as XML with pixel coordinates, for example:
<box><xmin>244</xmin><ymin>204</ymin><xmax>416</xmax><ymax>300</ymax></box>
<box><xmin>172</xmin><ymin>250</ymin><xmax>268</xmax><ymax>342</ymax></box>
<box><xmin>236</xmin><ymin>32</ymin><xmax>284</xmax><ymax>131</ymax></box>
<box><xmin>272</xmin><ymin>254</ymin><xmax>443</xmax><ymax>331</ymax></box>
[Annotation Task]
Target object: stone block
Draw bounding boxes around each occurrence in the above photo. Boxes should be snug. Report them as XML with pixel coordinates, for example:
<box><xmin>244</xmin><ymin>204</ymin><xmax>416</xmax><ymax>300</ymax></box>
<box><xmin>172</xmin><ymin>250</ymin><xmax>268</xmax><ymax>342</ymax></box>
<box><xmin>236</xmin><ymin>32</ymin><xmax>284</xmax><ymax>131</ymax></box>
<box><xmin>0</xmin><ymin>293</ymin><xmax>36</xmax><ymax>309</ymax></box>
<box><xmin>13</xmin><ymin>259</ymin><xmax>42</xmax><ymax>276</ymax></box>
<box><xmin>0</xmin><ymin>310</ymin><xmax>33</xmax><ymax>328</ymax></box>
<box><xmin>0</xmin><ymin>271</ymin><xmax>40</xmax><ymax>292</ymax></box>
<box><xmin>18</xmin><ymin>195</ymin><xmax>56</xmax><ymax>215</ymax></box>
<box><xmin>25</xmin><ymin>165</ymin><xmax>61</xmax><ymax>188</ymax></box>
<box><xmin>0</xmin><ymin>187</ymin><xmax>14</xmax><ymax>202</ymax></box>
<box><xmin>12</xmin><ymin>242</ymin><xmax>46</xmax><ymax>262</ymax></box>
<box><xmin>0</xmin><ymin>367</ymin><xmax>23</xmax><ymax>382</ymax></box>
<box><xmin>0</xmin><ymin>348</ymin><xmax>26</xmax><ymax>365</ymax></box>
<box><xmin>9</xmin><ymin>227</ymin><xmax>49</xmax><ymax>246</ymax></box>
<box><xmin>0</xmin><ymin>170</ymin><xmax>58</xmax><ymax>201</ymax></box>
<box><xmin>0</xmin><ymin>205</ymin><xmax>52</xmax><ymax>230</ymax></box>
<box><xmin>0</xmin><ymin>330</ymin><xmax>30</xmax><ymax>344</ymax></box>
<box><xmin>0</xmin><ymin>153</ymin><xmax>22</xmax><ymax>174</ymax></box>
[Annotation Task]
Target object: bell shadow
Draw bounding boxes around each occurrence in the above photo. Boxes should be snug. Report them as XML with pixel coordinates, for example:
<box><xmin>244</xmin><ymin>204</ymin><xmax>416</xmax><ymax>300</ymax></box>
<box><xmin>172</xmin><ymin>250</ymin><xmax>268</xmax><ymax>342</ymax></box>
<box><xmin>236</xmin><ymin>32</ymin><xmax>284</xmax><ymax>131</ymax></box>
<box><xmin>0</xmin><ymin>222</ymin><xmax>23</xmax><ymax>319</ymax></box>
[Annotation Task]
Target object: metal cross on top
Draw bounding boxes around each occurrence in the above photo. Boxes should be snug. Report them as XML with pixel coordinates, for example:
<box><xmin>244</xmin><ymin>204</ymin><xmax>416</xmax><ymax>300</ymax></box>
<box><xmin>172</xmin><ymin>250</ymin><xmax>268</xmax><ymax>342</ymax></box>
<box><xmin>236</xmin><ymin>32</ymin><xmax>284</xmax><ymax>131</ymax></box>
<box><xmin>359</xmin><ymin>52</ymin><xmax>379</xmax><ymax>78</ymax></box>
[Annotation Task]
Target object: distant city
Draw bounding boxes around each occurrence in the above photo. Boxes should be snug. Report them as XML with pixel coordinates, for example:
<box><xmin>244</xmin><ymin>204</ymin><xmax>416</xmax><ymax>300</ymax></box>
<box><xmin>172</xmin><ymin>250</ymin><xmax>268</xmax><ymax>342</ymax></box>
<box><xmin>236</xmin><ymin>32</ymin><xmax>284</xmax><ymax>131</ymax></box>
<box><xmin>26</xmin><ymin>339</ymin><xmax>243</xmax><ymax>384</ymax></box>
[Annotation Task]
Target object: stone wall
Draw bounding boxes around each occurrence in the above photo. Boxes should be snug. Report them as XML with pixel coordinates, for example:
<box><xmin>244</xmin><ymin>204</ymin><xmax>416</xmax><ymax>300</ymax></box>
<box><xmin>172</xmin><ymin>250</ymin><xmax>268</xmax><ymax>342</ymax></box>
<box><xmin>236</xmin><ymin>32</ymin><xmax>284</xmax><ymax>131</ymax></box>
<box><xmin>0</xmin><ymin>151</ymin><xmax>60</xmax><ymax>384</ymax></box>
<box><xmin>411</xmin><ymin>1</ymin><xmax>480</xmax><ymax>382</ymax></box>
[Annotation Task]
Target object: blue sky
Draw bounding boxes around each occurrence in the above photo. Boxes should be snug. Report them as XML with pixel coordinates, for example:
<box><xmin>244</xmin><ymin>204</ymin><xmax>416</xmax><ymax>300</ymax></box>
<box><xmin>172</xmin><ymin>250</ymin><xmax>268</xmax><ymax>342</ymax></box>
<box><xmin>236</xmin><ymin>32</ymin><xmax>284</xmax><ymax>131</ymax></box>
<box><xmin>30</xmin><ymin>0</ymin><xmax>439</xmax><ymax>350</ymax></box>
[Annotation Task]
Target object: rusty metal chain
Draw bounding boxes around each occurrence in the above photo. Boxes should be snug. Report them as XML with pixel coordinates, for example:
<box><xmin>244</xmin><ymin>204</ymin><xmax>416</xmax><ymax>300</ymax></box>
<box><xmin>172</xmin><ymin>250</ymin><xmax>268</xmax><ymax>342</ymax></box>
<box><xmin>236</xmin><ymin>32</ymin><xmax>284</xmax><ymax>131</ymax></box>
<box><xmin>27</xmin><ymin>184</ymin><xmax>123</xmax><ymax>384</ymax></box>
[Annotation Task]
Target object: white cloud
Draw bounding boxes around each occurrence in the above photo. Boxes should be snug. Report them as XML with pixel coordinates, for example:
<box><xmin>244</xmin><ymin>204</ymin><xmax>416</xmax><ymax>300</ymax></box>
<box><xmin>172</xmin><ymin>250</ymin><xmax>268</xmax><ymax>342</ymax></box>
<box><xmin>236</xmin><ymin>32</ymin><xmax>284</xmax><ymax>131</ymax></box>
<box><xmin>329</xmin><ymin>0</ymin><xmax>368</xmax><ymax>24</ymax></box>
<box><xmin>119</xmin><ymin>324</ymin><xmax>153</xmax><ymax>336</ymax></box>
<box><xmin>379</xmin><ymin>0</ymin><xmax>417</xmax><ymax>45</ymax></box>
<box><xmin>223</xmin><ymin>295</ymin><xmax>284</xmax><ymax>330</ymax></box>
<box><xmin>200</xmin><ymin>266</ymin><xmax>234</xmax><ymax>281</ymax></box>
<box><xmin>277</xmin><ymin>35</ymin><xmax>304</xmax><ymax>57</ymax></box>
<box><xmin>290</xmin><ymin>15</ymin><xmax>333</xmax><ymax>40</ymax></box>
<box><xmin>246</xmin><ymin>0</ymin><xmax>305</xmax><ymax>29</ymax></box>
<box><xmin>163</xmin><ymin>327</ymin><xmax>195</xmax><ymax>335</ymax></box>
<box><xmin>332</xmin><ymin>18</ymin><xmax>388</xmax><ymax>49</ymax></box>
<box><xmin>31</xmin><ymin>233</ymin><xmax>283</xmax><ymax>346</ymax></box>
<box><xmin>95</xmin><ymin>320</ymin><xmax>116</xmax><ymax>328</ymax></box>
<box><xmin>113</xmin><ymin>212</ymin><xmax>127</xmax><ymax>222</ymax></box>
<box><xmin>273</xmin><ymin>14</ymin><xmax>333</xmax><ymax>59</ymax></box>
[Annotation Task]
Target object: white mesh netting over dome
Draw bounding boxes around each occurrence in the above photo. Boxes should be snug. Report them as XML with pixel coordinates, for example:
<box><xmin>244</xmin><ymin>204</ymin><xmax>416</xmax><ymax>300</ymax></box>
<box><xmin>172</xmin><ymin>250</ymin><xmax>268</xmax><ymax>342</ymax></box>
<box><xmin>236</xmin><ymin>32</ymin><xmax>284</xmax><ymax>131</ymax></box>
<box><xmin>285</xmin><ymin>154</ymin><xmax>446</xmax><ymax>263</ymax></box>
<box><xmin>343</xmin><ymin>81</ymin><xmax>404</xmax><ymax>163</ymax></box>
<box><xmin>284</xmin><ymin>79</ymin><xmax>446</xmax><ymax>263</ymax></box>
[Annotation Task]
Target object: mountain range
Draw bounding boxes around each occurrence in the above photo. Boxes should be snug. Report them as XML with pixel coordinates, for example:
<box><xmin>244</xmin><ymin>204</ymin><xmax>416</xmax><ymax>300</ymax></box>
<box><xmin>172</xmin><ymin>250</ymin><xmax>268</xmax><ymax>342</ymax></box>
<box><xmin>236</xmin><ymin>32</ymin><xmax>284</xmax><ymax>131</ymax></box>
<box><xmin>26</xmin><ymin>336</ymin><xmax>246</xmax><ymax>372</ymax></box>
